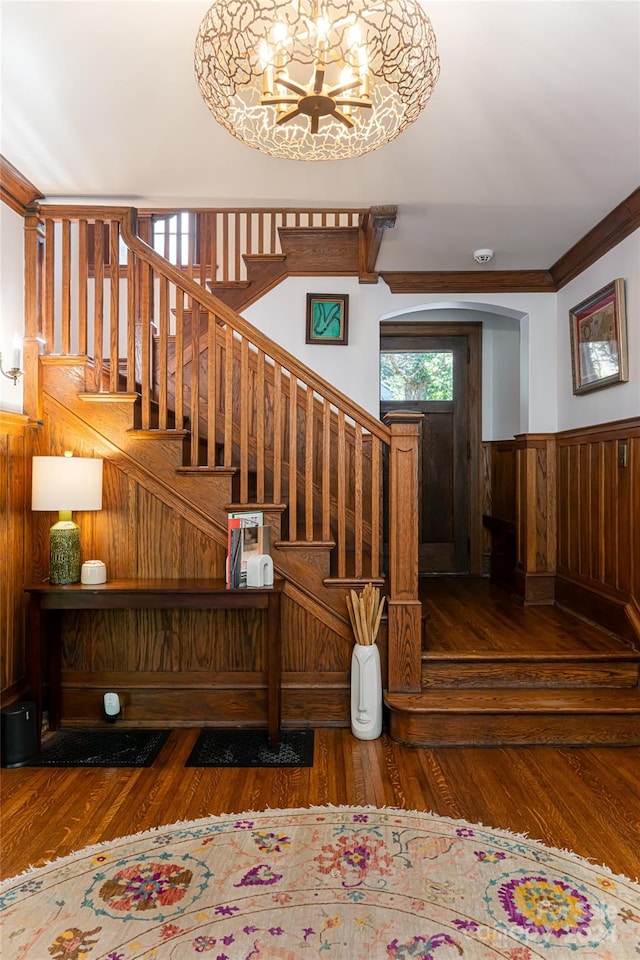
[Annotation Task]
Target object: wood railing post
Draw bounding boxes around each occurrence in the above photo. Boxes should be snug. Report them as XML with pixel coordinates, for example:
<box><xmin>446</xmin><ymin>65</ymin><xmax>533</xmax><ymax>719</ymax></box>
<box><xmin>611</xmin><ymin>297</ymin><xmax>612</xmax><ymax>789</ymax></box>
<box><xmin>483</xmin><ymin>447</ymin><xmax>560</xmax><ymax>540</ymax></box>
<box><xmin>514</xmin><ymin>432</ymin><xmax>557</xmax><ymax>604</ymax></box>
<box><xmin>384</xmin><ymin>411</ymin><xmax>423</xmax><ymax>692</ymax></box>
<box><xmin>23</xmin><ymin>208</ymin><xmax>45</xmax><ymax>421</ymax></box>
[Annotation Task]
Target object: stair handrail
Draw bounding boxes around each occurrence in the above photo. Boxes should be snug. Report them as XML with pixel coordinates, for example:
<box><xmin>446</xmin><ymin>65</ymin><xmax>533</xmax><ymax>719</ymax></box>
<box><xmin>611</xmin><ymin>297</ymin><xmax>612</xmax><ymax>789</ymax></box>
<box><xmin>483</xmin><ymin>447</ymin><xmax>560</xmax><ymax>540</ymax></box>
<box><xmin>36</xmin><ymin>203</ymin><xmax>391</xmax><ymax>446</ymax></box>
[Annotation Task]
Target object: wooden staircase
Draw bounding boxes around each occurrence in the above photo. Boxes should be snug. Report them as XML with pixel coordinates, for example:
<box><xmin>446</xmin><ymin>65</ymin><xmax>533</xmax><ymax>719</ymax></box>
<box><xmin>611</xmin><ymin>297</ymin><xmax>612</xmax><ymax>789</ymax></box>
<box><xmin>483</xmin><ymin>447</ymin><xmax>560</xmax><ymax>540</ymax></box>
<box><xmin>385</xmin><ymin>578</ymin><xmax>640</xmax><ymax>745</ymax></box>
<box><xmin>22</xmin><ymin>203</ymin><xmax>640</xmax><ymax>744</ymax></box>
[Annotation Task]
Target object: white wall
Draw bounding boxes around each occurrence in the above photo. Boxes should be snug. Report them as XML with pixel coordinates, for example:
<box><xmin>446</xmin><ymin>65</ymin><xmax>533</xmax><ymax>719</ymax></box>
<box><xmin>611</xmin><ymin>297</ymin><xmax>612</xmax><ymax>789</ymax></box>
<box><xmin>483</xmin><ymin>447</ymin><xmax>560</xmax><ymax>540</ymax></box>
<box><xmin>0</xmin><ymin>204</ymin><xmax>25</xmax><ymax>413</ymax></box>
<box><xmin>556</xmin><ymin>230</ymin><xmax>640</xmax><ymax>430</ymax></box>
<box><xmin>244</xmin><ymin>277</ymin><xmax>558</xmax><ymax>438</ymax></box>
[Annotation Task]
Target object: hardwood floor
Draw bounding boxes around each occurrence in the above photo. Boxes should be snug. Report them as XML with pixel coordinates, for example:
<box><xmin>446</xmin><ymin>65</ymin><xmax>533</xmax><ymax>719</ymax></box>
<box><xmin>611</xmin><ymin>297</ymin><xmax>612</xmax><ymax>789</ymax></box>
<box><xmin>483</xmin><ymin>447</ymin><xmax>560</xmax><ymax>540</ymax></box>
<box><xmin>420</xmin><ymin>576</ymin><xmax>638</xmax><ymax>655</ymax></box>
<box><xmin>3</xmin><ymin>580</ymin><xmax>638</xmax><ymax>884</ymax></box>
<box><xmin>2</xmin><ymin>729</ymin><xmax>639</xmax><ymax>883</ymax></box>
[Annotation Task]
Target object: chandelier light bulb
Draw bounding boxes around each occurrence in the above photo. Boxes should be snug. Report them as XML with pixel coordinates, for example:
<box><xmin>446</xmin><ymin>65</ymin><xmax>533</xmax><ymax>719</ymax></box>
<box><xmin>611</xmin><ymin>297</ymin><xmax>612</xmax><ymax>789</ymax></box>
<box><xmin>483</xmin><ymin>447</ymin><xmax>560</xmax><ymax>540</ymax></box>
<box><xmin>194</xmin><ymin>0</ymin><xmax>440</xmax><ymax>161</ymax></box>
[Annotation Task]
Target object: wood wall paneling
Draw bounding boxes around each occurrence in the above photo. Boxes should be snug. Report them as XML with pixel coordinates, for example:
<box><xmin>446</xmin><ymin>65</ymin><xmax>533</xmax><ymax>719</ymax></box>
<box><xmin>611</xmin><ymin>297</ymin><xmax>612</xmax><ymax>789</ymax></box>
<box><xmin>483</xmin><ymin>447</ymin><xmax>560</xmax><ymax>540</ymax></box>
<box><xmin>28</xmin><ymin>418</ymin><xmax>353</xmax><ymax>726</ymax></box>
<box><xmin>556</xmin><ymin>419</ymin><xmax>639</xmax><ymax>645</ymax></box>
<box><xmin>0</xmin><ymin>413</ymin><xmax>32</xmax><ymax>703</ymax></box>
<box><xmin>482</xmin><ymin>439</ymin><xmax>517</xmax><ymax>585</ymax></box>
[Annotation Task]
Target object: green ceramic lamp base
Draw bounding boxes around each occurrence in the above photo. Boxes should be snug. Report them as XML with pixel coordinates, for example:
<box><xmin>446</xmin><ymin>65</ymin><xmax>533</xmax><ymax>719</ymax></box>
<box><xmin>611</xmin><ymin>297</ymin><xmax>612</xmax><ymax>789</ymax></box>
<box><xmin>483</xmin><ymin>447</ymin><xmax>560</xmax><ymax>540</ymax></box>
<box><xmin>49</xmin><ymin>511</ymin><xmax>81</xmax><ymax>584</ymax></box>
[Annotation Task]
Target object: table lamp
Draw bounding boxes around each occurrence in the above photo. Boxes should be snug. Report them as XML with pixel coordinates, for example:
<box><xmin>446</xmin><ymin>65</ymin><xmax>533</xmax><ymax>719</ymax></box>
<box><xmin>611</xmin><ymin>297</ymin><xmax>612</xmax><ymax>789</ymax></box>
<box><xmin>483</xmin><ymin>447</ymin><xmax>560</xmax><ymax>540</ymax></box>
<box><xmin>31</xmin><ymin>452</ymin><xmax>103</xmax><ymax>584</ymax></box>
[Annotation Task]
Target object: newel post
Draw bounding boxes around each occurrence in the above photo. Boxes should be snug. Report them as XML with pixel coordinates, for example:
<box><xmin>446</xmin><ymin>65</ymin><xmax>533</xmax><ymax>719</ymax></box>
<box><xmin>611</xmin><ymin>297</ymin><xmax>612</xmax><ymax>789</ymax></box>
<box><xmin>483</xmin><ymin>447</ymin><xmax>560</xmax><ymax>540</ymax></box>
<box><xmin>383</xmin><ymin>411</ymin><xmax>423</xmax><ymax>692</ymax></box>
<box><xmin>23</xmin><ymin>207</ymin><xmax>45</xmax><ymax>422</ymax></box>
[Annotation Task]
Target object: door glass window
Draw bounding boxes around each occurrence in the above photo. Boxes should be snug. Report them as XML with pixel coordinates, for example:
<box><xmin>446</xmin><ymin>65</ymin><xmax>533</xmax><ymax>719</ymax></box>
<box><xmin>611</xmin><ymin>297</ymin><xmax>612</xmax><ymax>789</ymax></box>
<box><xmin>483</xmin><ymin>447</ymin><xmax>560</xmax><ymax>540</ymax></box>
<box><xmin>380</xmin><ymin>351</ymin><xmax>453</xmax><ymax>401</ymax></box>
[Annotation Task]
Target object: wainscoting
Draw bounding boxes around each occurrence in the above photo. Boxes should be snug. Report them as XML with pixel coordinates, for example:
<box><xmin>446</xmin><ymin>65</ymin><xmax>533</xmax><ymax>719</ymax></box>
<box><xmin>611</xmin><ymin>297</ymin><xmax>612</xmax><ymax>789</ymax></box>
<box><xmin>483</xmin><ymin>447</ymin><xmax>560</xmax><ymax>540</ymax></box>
<box><xmin>0</xmin><ymin>412</ymin><xmax>32</xmax><ymax>702</ymax></box>
<box><xmin>483</xmin><ymin>417</ymin><xmax>639</xmax><ymax>645</ymax></box>
<box><xmin>556</xmin><ymin>417</ymin><xmax>640</xmax><ymax>643</ymax></box>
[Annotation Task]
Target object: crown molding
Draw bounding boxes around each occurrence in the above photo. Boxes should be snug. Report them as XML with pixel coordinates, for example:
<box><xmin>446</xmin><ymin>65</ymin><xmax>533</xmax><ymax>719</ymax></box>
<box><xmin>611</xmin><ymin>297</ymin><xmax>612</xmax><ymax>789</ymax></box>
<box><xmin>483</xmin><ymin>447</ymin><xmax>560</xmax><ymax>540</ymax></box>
<box><xmin>380</xmin><ymin>270</ymin><xmax>556</xmax><ymax>294</ymax></box>
<box><xmin>0</xmin><ymin>156</ymin><xmax>44</xmax><ymax>215</ymax></box>
<box><xmin>550</xmin><ymin>187</ymin><xmax>640</xmax><ymax>289</ymax></box>
<box><xmin>381</xmin><ymin>187</ymin><xmax>640</xmax><ymax>295</ymax></box>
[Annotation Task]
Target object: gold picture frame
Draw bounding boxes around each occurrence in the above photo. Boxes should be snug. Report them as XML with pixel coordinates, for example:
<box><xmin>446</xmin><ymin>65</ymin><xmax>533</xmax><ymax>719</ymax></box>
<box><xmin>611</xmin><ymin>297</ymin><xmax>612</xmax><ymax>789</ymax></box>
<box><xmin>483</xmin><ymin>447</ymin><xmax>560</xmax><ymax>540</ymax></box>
<box><xmin>306</xmin><ymin>293</ymin><xmax>349</xmax><ymax>345</ymax></box>
<box><xmin>569</xmin><ymin>278</ymin><xmax>628</xmax><ymax>394</ymax></box>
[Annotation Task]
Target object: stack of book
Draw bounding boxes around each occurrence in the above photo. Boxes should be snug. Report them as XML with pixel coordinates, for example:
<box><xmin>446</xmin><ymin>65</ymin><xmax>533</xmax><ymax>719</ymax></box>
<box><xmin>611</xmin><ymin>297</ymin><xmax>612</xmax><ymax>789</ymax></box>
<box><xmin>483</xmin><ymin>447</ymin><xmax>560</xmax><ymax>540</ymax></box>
<box><xmin>226</xmin><ymin>511</ymin><xmax>270</xmax><ymax>588</ymax></box>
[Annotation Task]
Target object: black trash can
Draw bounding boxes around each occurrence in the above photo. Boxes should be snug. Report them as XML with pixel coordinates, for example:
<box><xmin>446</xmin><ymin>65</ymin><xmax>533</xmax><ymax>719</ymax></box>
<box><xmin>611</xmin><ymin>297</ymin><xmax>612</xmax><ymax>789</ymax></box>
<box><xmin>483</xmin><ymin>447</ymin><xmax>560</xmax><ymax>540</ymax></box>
<box><xmin>1</xmin><ymin>701</ymin><xmax>39</xmax><ymax>767</ymax></box>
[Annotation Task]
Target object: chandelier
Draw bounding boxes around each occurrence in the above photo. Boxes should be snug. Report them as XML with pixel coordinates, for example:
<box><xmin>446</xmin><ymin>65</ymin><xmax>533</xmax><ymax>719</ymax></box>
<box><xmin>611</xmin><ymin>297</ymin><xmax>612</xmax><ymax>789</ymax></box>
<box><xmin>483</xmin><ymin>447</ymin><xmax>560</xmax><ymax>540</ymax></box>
<box><xmin>194</xmin><ymin>0</ymin><xmax>440</xmax><ymax>162</ymax></box>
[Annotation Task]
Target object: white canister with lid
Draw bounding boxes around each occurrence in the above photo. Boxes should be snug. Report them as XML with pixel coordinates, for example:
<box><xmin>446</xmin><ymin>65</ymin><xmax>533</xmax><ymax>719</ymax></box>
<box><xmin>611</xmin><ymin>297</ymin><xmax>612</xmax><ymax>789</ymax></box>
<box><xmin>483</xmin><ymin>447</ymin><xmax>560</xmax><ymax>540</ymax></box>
<box><xmin>80</xmin><ymin>560</ymin><xmax>107</xmax><ymax>584</ymax></box>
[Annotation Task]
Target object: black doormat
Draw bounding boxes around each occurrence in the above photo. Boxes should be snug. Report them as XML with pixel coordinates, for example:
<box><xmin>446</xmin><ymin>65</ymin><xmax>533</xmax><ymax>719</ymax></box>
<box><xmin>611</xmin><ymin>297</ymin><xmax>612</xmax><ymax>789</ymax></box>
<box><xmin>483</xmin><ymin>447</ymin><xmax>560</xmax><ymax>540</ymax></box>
<box><xmin>185</xmin><ymin>729</ymin><xmax>314</xmax><ymax>767</ymax></box>
<box><xmin>26</xmin><ymin>728</ymin><xmax>171</xmax><ymax>767</ymax></box>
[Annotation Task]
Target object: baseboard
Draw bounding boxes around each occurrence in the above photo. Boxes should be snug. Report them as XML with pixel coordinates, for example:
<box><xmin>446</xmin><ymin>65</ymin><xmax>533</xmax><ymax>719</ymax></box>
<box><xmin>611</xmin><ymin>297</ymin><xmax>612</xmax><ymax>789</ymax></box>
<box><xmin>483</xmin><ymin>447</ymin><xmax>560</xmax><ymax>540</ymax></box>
<box><xmin>512</xmin><ymin>570</ymin><xmax>555</xmax><ymax>605</ymax></box>
<box><xmin>555</xmin><ymin>575</ymin><xmax>640</xmax><ymax>648</ymax></box>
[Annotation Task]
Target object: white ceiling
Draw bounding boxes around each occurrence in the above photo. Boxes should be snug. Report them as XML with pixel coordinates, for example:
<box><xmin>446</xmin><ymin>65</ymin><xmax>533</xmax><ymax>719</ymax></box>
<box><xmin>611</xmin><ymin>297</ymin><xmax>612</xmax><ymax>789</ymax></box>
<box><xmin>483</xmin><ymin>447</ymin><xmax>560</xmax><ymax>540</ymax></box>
<box><xmin>1</xmin><ymin>1</ymin><xmax>639</xmax><ymax>272</ymax></box>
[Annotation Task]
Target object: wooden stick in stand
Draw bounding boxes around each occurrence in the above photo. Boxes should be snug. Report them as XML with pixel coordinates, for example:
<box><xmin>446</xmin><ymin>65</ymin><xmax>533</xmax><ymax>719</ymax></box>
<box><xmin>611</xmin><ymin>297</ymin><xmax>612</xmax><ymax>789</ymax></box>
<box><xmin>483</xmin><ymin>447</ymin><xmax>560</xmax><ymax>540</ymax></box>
<box><xmin>346</xmin><ymin>583</ymin><xmax>386</xmax><ymax>645</ymax></box>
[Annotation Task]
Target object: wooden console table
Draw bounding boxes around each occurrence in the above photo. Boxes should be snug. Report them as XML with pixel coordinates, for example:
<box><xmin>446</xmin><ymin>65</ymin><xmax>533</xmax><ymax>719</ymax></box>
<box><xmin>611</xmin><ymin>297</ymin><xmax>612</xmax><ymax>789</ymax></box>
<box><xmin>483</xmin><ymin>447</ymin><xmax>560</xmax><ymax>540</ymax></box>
<box><xmin>25</xmin><ymin>578</ymin><xmax>284</xmax><ymax>746</ymax></box>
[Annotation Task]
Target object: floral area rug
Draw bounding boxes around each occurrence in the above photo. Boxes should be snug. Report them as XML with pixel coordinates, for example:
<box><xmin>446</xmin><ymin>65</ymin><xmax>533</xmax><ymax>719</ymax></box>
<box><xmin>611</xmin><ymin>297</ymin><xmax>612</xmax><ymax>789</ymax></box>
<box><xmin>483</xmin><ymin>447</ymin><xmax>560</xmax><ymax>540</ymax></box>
<box><xmin>1</xmin><ymin>806</ymin><xmax>639</xmax><ymax>959</ymax></box>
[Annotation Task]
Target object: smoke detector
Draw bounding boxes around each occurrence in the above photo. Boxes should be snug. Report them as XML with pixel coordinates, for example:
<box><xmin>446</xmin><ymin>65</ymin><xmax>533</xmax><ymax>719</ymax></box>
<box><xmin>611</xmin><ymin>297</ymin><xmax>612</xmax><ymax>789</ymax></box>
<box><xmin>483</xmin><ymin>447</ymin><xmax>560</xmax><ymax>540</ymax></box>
<box><xmin>473</xmin><ymin>248</ymin><xmax>494</xmax><ymax>264</ymax></box>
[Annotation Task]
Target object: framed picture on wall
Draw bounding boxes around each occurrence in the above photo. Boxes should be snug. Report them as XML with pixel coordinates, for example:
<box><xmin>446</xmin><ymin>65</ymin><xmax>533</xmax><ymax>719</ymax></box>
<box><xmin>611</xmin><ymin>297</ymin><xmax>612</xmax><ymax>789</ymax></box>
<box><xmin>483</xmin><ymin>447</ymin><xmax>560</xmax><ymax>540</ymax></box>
<box><xmin>569</xmin><ymin>278</ymin><xmax>628</xmax><ymax>394</ymax></box>
<box><xmin>306</xmin><ymin>293</ymin><xmax>349</xmax><ymax>345</ymax></box>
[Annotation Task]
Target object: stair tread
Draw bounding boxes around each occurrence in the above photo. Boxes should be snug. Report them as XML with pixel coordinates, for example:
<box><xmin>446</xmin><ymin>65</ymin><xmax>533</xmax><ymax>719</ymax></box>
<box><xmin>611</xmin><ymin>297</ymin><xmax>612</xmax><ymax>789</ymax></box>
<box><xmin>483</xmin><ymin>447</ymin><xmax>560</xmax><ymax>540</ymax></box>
<box><xmin>422</xmin><ymin>650</ymin><xmax>640</xmax><ymax>661</ymax></box>
<box><xmin>384</xmin><ymin>687</ymin><xmax>640</xmax><ymax>713</ymax></box>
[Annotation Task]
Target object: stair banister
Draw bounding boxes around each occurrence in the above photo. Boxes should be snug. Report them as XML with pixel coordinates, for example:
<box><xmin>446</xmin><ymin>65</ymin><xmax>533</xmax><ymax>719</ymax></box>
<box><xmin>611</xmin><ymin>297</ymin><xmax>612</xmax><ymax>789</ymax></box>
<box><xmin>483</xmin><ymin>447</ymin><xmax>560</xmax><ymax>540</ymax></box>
<box><xmin>24</xmin><ymin>202</ymin><xmax>423</xmax><ymax>697</ymax></box>
<box><xmin>117</xmin><ymin>208</ymin><xmax>391</xmax><ymax>445</ymax></box>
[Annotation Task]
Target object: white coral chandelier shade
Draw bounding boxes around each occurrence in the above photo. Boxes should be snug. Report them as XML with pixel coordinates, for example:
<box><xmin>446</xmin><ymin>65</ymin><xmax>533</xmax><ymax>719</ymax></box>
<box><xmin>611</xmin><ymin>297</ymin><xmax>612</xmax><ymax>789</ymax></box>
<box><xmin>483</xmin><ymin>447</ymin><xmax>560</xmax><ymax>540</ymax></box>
<box><xmin>194</xmin><ymin>0</ymin><xmax>440</xmax><ymax>161</ymax></box>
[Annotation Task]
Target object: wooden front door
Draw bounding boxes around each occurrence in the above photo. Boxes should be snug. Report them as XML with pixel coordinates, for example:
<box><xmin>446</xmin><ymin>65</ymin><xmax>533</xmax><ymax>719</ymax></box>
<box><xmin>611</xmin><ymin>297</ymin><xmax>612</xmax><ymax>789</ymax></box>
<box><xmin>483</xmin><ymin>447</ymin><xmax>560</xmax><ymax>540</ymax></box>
<box><xmin>380</xmin><ymin>323</ymin><xmax>482</xmax><ymax>575</ymax></box>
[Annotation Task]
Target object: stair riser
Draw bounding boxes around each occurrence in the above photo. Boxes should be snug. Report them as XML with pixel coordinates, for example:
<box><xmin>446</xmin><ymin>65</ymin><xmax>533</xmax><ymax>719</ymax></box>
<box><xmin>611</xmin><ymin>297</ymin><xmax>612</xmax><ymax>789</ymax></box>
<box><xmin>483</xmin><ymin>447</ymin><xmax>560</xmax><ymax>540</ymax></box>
<box><xmin>421</xmin><ymin>661</ymin><xmax>640</xmax><ymax>689</ymax></box>
<box><xmin>388</xmin><ymin>712</ymin><xmax>640</xmax><ymax>746</ymax></box>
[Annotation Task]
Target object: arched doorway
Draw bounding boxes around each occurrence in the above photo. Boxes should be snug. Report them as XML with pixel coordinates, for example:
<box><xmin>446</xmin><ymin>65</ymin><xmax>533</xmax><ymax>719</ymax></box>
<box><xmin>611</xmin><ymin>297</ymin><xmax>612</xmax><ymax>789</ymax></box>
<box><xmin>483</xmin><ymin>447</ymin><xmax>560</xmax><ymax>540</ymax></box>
<box><xmin>379</xmin><ymin>302</ymin><xmax>523</xmax><ymax>576</ymax></box>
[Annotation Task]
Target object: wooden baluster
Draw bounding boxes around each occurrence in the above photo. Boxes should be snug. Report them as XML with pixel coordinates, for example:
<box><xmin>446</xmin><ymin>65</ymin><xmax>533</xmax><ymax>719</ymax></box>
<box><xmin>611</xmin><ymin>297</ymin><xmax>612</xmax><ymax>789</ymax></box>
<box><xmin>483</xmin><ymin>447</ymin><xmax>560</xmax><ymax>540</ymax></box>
<box><xmin>212</xmin><ymin>212</ymin><xmax>219</xmax><ymax>283</ymax></box>
<box><xmin>126</xmin><ymin>249</ymin><xmax>136</xmax><ymax>393</ymax></box>
<box><xmin>270</xmin><ymin>212</ymin><xmax>277</xmax><ymax>255</ymax></box>
<box><xmin>222</xmin><ymin>214</ymin><xmax>229</xmax><ymax>283</ymax></box>
<box><xmin>240</xmin><ymin>336</ymin><xmax>249</xmax><ymax>502</ymax></box>
<box><xmin>60</xmin><ymin>220</ymin><xmax>71</xmax><ymax>355</ymax></box>
<box><xmin>354</xmin><ymin>425</ymin><xmax>363</xmax><ymax>577</ymax></box>
<box><xmin>305</xmin><ymin>386</ymin><xmax>314</xmax><ymax>540</ymax></box>
<box><xmin>206</xmin><ymin>309</ymin><xmax>216</xmax><ymax>467</ymax></box>
<box><xmin>157</xmin><ymin>275</ymin><xmax>168</xmax><ymax>429</ymax></box>
<box><xmin>188</xmin><ymin>212</ymin><xmax>196</xmax><ymax>280</ymax></box>
<box><xmin>235</xmin><ymin>212</ymin><xmax>241</xmax><ymax>283</ymax></box>
<box><xmin>163</xmin><ymin>216</ymin><xmax>171</xmax><ymax>261</ymax></box>
<box><xmin>189</xmin><ymin>296</ymin><xmax>200</xmax><ymax>467</ymax></box>
<box><xmin>322</xmin><ymin>401</ymin><xmax>331</xmax><ymax>542</ymax></box>
<box><xmin>109</xmin><ymin>221</ymin><xmax>120</xmax><ymax>391</ymax></box>
<box><xmin>198</xmin><ymin>212</ymin><xmax>207</xmax><ymax>289</ymax></box>
<box><xmin>337</xmin><ymin>411</ymin><xmax>346</xmax><ymax>577</ymax></box>
<box><xmin>93</xmin><ymin>220</ymin><xmax>104</xmax><ymax>392</ymax></box>
<box><xmin>134</xmin><ymin>216</ymin><xmax>153</xmax><ymax>393</ymax></box>
<box><xmin>245</xmin><ymin>213</ymin><xmax>252</xmax><ymax>280</ymax></box>
<box><xmin>288</xmin><ymin>374</ymin><xmax>298</xmax><ymax>540</ymax></box>
<box><xmin>273</xmin><ymin>364</ymin><xmax>282</xmax><ymax>503</ymax></box>
<box><xmin>257</xmin><ymin>212</ymin><xmax>264</xmax><ymax>255</ymax></box>
<box><xmin>78</xmin><ymin>220</ymin><xmax>88</xmax><ymax>357</ymax></box>
<box><xmin>223</xmin><ymin>322</ymin><xmax>233</xmax><ymax>466</ymax></box>
<box><xmin>370</xmin><ymin>436</ymin><xmax>381</xmax><ymax>579</ymax></box>
<box><xmin>174</xmin><ymin>290</ymin><xmax>184</xmax><ymax>431</ymax></box>
<box><xmin>256</xmin><ymin>350</ymin><xmax>265</xmax><ymax>502</ymax></box>
<box><xmin>140</xmin><ymin>262</ymin><xmax>152</xmax><ymax>430</ymax></box>
<box><xmin>44</xmin><ymin>219</ymin><xmax>55</xmax><ymax>353</ymax></box>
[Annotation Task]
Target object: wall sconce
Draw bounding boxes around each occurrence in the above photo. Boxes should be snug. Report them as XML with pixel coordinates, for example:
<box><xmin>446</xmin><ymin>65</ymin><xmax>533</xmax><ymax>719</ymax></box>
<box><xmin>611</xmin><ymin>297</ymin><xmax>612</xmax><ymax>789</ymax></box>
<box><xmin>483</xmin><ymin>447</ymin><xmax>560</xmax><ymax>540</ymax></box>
<box><xmin>31</xmin><ymin>452</ymin><xmax>104</xmax><ymax>584</ymax></box>
<box><xmin>0</xmin><ymin>336</ymin><xmax>23</xmax><ymax>385</ymax></box>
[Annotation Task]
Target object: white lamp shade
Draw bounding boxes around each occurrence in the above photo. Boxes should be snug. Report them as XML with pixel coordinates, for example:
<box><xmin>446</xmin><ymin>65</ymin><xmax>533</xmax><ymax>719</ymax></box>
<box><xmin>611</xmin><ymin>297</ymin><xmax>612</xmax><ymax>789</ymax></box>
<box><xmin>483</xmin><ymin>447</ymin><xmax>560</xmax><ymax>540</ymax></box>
<box><xmin>32</xmin><ymin>455</ymin><xmax>103</xmax><ymax>511</ymax></box>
